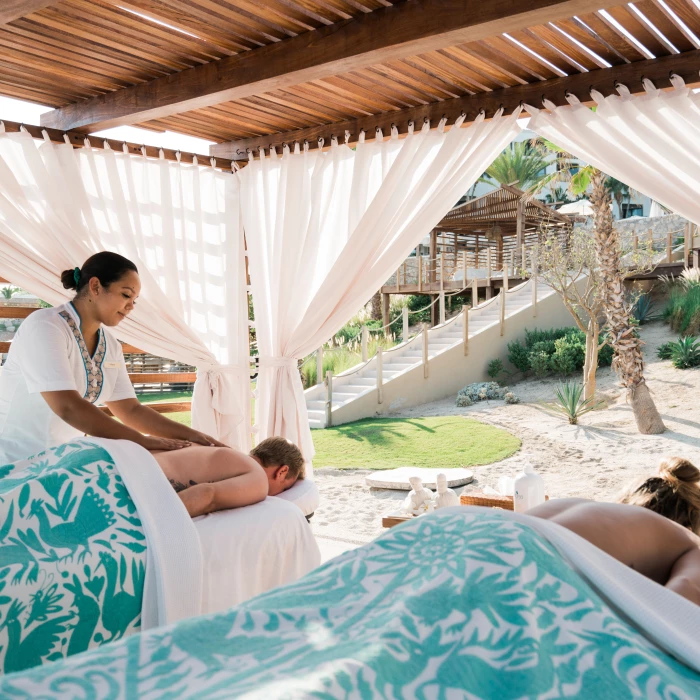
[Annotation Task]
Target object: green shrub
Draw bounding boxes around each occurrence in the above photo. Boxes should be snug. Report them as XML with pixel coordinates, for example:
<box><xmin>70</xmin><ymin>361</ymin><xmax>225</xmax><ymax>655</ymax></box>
<box><xmin>524</xmin><ymin>327</ymin><xmax>570</xmax><ymax>348</ymax></box>
<box><xmin>407</xmin><ymin>294</ymin><xmax>433</xmax><ymax>324</ymax></box>
<box><xmin>550</xmin><ymin>336</ymin><xmax>579</xmax><ymax>375</ymax></box>
<box><xmin>547</xmin><ymin>381</ymin><xmax>604</xmax><ymax>425</ymax></box>
<box><xmin>507</xmin><ymin>339</ymin><xmax>530</xmax><ymax>373</ymax></box>
<box><xmin>487</xmin><ymin>358</ymin><xmax>504</xmax><ymax>380</ymax></box>
<box><xmin>529</xmin><ymin>351</ymin><xmax>551</xmax><ymax>377</ymax></box>
<box><xmin>664</xmin><ymin>285</ymin><xmax>700</xmax><ymax>337</ymax></box>
<box><xmin>631</xmin><ymin>293</ymin><xmax>657</xmax><ymax>324</ymax></box>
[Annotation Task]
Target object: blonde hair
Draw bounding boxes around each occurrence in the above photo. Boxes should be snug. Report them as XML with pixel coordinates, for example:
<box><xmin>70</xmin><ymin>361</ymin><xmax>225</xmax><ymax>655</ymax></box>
<box><xmin>618</xmin><ymin>457</ymin><xmax>700</xmax><ymax>534</ymax></box>
<box><xmin>250</xmin><ymin>437</ymin><xmax>305</xmax><ymax>481</ymax></box>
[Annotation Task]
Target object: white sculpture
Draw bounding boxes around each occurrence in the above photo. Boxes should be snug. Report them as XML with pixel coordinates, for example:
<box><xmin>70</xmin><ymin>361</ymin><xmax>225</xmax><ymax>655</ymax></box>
<box><xmin>434</xmin><ymin>473</ymin><xmax>459</xmax><ymax>509</ymax></box>
<box><xmin>401</xmin><ymin>476</ymin><xmax>435</xmax><ymax>515</ymax></box>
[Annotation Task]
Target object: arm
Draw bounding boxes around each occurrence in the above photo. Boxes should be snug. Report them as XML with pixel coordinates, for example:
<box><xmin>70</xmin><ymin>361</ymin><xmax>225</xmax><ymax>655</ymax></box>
<box><xmin>665</xmin><ymin>546</ymin><xmax>700</xmax><ymax>606</ymax></box>
<box><xmin>106</xmin><ymin>398</ymin><xmax>226</xmax><ymax>447</ymax></box>
<box><xmin>41</xmin><ymin>390</ymin><xmax>190</xmax><ymax>451</ymax></box>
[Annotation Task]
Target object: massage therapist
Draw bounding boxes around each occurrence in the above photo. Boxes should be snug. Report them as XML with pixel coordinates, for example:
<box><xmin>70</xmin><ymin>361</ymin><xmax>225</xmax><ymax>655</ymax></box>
<box><xmin>0</xmin><ymin>252</ymin><xmax>224</xmax><ymax>464</ymax></box>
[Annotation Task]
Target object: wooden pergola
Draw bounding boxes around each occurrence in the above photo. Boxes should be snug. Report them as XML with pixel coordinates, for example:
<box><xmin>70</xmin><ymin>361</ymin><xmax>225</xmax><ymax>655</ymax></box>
<box><xmin>433</xmin><ymin>183</ymin><xmax>578</xmax><ymax>267</ymax></box>
<box><xmin>0</xmin><ymin>1</ymin><xmax>698</xmax><ymax>165</ymax></box>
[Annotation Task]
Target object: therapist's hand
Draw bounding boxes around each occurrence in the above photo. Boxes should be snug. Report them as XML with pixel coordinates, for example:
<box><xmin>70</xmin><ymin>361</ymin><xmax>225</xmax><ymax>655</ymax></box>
<box><xmin>185</xmin><ymin>430</ymin><xmax>228</xmax><ymax>448</ymax></box>
<box><xmin>138</xmin><ymin>436</ymin><xmax>191</xmax><ymax>451</ymax></box>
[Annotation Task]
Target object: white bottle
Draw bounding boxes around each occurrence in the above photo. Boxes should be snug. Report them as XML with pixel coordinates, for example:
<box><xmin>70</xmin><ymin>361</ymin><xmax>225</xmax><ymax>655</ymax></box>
<box><xmin>513</xmin><ymin>463</ymin><xmax>545</xmax><ymax>513</ymax></box>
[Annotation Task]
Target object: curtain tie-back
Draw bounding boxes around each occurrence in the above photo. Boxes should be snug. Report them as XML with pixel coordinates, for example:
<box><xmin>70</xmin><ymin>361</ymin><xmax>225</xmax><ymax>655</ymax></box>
<box><xmin>258</xmin><ymin>356</ymin><xmax>298</xmax><ymax>369</ymax></box>
<box><xmin>193</xmin><ymin>364</ymin><xmax>248</xmax><ymax>424</ymax></box>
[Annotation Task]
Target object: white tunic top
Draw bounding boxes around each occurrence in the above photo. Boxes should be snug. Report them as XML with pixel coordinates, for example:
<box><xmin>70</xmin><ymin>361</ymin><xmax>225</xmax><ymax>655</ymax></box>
<box><xmin>0</xmin><ymin>302</ymin><xmax>136</xmax><ymax>464</ymax></box>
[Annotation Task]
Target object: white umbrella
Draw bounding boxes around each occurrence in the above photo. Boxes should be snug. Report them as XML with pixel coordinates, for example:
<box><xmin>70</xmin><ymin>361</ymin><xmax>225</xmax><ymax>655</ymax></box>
<box><xmin>558</xmin><ymin>199</ymin><xmax>594</xmax><ymax>216</ymax></box>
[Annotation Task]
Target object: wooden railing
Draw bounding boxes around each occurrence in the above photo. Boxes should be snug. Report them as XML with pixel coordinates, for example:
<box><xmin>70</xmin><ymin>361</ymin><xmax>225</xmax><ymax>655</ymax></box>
<box><xmin>0</xmin><ymin>305</ymin><xmax>194</xmax><ymax>415</ymax></box>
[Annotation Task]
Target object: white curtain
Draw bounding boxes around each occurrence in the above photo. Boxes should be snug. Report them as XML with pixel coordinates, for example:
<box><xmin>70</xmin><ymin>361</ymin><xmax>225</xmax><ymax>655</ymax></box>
<box><xmin>0</xmin><ymin>126</ymin><xmax>250</xmax><ymax>449</ymax></box>
<box><xmin>527</xmin><ymin>75</ymin><xmax>700</xmax><ymax>226</ymax></box>
<box><xmin>240</xmin><ymin>110</ymin><xmax>523</xmax><ymax>469</ymax></box>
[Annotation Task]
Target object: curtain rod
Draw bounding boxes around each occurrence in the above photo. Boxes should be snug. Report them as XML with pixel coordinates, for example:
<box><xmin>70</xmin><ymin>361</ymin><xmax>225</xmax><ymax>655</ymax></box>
<box><xmin>0</xmin><ymin>119</ymin><xmax>236</xmax><ymax>172</ymax></box>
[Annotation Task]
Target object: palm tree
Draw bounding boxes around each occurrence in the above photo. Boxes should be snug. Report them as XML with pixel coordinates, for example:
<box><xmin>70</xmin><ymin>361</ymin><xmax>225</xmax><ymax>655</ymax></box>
<box><xmin>479</xmin><ymin>141</ymin><xmax>550</xmax><ymax>192</ymax></box>
<box><xmin>1</xmin><ymin>286</ymin><xmax>20</xmax><ymax>299</ymax></box>
<box><xmin>589</xmin><ymin>172</ymin><xmax>665</xmax><ymax>434</ymax></box>
<box><xmin>605</xmin><ymin>177</ymin><xmax>630</xmax><ymax>218</ymax></box>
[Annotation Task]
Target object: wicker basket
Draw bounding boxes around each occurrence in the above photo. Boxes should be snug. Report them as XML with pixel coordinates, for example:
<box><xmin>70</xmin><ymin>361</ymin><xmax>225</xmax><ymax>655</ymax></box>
<box><xmin>460</xmin><ymin>492</ymin><xmax>514</xmax><ymax>510</ymax></box>
<box><xmin>460</xmin><ymin>492</ymin><xmax>549</xmax><ymax>510</ymax></box>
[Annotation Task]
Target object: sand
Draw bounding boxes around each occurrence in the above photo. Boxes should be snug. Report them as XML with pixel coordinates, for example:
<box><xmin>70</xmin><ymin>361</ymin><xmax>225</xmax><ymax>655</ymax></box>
<box><xmin>311</xmin><ymin>321</ymin><xmax>700</xmax><ymax>555</ymax></box>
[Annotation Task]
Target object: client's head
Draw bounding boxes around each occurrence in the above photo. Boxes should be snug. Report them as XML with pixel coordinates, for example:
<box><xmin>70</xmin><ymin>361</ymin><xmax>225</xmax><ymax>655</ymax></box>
<box><xmin>250</xmin><ymin>437</ymin><xmax>305</xmax><ymax>496</ymax></box>
<box><xmin>618</xmin><ymin>457</ymin><xmax>700</xmax><ymax>534</ymax></box>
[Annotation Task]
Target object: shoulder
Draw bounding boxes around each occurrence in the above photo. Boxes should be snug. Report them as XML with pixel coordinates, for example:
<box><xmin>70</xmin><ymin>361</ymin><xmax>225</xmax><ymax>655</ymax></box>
<box><xmin>16</xmin><ymin>307</ymin><xmax>69</xmax><ymax>336</ymax></box>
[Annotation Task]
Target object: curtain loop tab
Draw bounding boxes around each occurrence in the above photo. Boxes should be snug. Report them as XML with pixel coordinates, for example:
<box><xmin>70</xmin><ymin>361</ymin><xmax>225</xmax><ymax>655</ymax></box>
<box><xmin>438</xmin><ymin>115</ymin><xmax>447</xmax><ymax>132</ymax></box>
<box><xmin>542</xmin><ymin>98</ymin><xmax>557</xmax><ymax>111</ymax></box>
<box><xmin>421</xmin><ymin>118</ymin><xmax>430</xmax><ymax>133</ymax></box>
<box><xmin>303</xmin><ymin>140</ymin><xmax>309</xmax><ymax>153</ymax></box>
<box><xmin>122</xmin><ymin>142</ymin><xmax>128</xmax><ymax>153</ymax></box>
<box><xmin>158</xmin><ymin>148</ymin><xmax>164</xmax><ymax>159</ymax></box>
<box><xmin>19</xmin><ymin>124</ymin><xmax>27</xmax><ymax>133</ymax></box>
<box><xmin>283</xmin><ymin>143</ymin><xmax>291</xmax><ymax>155</ymax></box>
<box><xmin>330</xmin><ymin>134</ymin><xmax>338</xmax><ymax>147</ymax></box>
<box><xmin>0</xmin><ymin>122</ymin><xmax>5</xmax><ymax>133</ymax></box>
<box><xmin>140</xmin><ymin>145</ymin><xmax>147</xmax><ymax>157</ymax></box>
<box><xmin>589</xmin><ymin>89</ymin><xmax>605</xmax><ymax>104</ymax></box>
<box><xmin>344</xmin><ymin>130</ymin><xmax>350</xmax><ymax>144</ymax></box>
<box><xmin>359</xmin><ymin>129</ymin><xmax>366</xmax><ymax>143</ymax></box>
<box><xmin>210</xmin><ymin>156</ymin><xmax>216</xmax><ymax>168</ymax></box>
<box><xmin>669</xmin><ymin>73</ymin><xmax>685</xmax><ymax>90</ymax></box>
<box><xmin>565</xmin><ymin>92</ymin><xmax>580</xmax><ymax>105</ymax></box>
<box><xmin>83</xmin><ymin>137</ymin><xmax>91</xmax><ymax>148</ymax></box>
<box><xmin>615</xmin><ymin>83</ymin><xmax>631</xmax><ymax>98</ymax></box>
<box><xmin>375</xmin><ymin>126</ymin><xmax>383</xmax><ymax>141</ymax></box>
<box><xmin>293</xmin><ymin>142</ymin><xmax>300</xmax><ymax>154</ymax></box>
<box><xmin>522</xmin><ymin>103</ymin><xmax>539</xmax><ymax>116</ymax></box>
<box><xmin>407</xmin><ymin>120</ymin><xmax>414</xmax><ymax>134</ymax></box>
<box><xmin>317</xmin><ymin>137</ymin><xmax>324</xmax><ymax>148</ymax></box>
<box><xmin>177</xmin><ymin>149</ymin><xmax>182</xmax><ymax>162</ymax></box>
<box><xmin>103</xmin><ymin>140</ymin><xmax>111</xmax><ymax>150</ymax></box>
<box><xmin>455</xmin><ymin>111</ymin><xmax>466</xmax><ymax>127</ymax></box>
<box><xmin>41</xmin><ymin>129</ymin><xmax>51</xmax><ymax>142</ymax></box>
<box><xmin>192</xmin><ymin>154</ymin><xmax>198</xmax><ymax>166</ymax></box>
<box><xmin>390</xmin><ymin>124</ymin><xmax>398</xmax><ymax>138</ymax></box>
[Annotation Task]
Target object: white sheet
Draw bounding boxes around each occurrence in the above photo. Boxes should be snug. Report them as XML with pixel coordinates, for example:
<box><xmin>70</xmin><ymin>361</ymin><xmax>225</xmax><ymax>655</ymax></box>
<box><xmin>102</xmin><ymin>438</ymin><xmax>320</xmax><ymax>628</ymax></box>
<box><xmin>505</xmin><ymin>510</ymin><xmax>700</xmax><ymax>672</ymax></box>
<box><xmin>194</xmin><ymin>497</ymin><xmax>321</xmax><ymax>613</ymax></box>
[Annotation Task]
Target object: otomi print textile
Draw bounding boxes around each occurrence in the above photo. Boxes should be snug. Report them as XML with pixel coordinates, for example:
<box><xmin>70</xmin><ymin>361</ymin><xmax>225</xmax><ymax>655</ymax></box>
<box><xmin>2</xmin><ymin>510</ymin><xmax>698</xmax><ymax>698</ymax></box>
<box><xmin>0</xmin><ymin>441</ymin><xmax>146</xmax><ymax>675</ymax></box>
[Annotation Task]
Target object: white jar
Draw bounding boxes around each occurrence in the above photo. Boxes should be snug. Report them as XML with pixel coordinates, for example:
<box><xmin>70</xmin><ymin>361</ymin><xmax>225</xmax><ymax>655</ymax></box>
<box><xmin>513</xmin><ymin>463</ymin><xmax>545</xmax><ymax>513</ymax></box>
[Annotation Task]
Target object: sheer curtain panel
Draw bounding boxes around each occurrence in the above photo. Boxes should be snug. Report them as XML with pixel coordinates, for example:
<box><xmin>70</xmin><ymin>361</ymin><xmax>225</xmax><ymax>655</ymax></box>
<box><xmin>527</xmin><ymin>75</ymin><xmax>700</xmax><ymax>226</ymax></box>
<box><xmin>0</xmin><ymin>127</ymin><xmax>250</xmax><ymax>449</ymax></box>
<box><xmin>240</xmin><ymin>111</ymin><xmax>523</xmax><ymax>470</ymax></box>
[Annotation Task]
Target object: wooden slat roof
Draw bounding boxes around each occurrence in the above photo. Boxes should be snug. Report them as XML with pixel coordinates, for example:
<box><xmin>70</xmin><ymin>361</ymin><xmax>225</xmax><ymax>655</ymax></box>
<box><xmin>0</xmin><ymin>0</ymin><xmax>698</xmax><ymax>158</ymax></box>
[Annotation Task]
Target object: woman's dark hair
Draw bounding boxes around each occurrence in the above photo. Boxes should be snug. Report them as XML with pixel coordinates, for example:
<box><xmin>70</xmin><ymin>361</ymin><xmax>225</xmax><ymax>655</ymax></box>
<box><xmin>61</xmin><ymin>252</ymin><xmax>138</xmax><ymax>294</ymax></box>
<box><xmin>618</xmin><ymin>457</ymin><xmax>700</xmax><ymax>534</ymax></box>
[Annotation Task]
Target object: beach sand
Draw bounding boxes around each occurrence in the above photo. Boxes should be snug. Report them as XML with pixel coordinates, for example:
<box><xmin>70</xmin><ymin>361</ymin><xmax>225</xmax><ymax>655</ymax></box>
<box><xmin>311</xmin><ymin>321</ymin><xmax>700</xmax><ymax>560</ymax></box>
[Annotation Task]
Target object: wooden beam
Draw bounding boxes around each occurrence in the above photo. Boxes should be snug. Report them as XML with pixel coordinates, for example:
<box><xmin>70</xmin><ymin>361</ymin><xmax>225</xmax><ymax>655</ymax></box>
<box><xmin>102</xmin><ymin>401</ymin><xmax>192</xmax><ymax>416</ymax></box>
<box><xmin>212</xmin><ymin>50</ymin><xmax>700</xmax><ymax>159</ymax></box>
<box><xmin>128</xmin><ymin>372</ymin><xmax>196</xmax><ymax>384</ymax></box>
<box><xmin>0</xmin><ymin>120</ymin><xmax>233</xmax><ymax>171</ymax></box>
<box><xmin>0</xmin><ymin>1</ymin><xmax>57</xmax><ymax>25</ymax></box>
<box><xmin>40</xmin><ymin>0</ymin><xmax>623</xmax><ymax>133</ymax></box>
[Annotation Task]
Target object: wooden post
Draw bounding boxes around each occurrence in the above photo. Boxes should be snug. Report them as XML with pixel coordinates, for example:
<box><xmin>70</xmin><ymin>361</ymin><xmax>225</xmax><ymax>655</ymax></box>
<box><xmin>521</xmin><ymin>244</ymin><xmax>527</xmax><ymax>277</ymax></box>
<box><xmin>382</xmin><ymin>293</ymin><xmax>390</xmax><ymax>330</ymax></box>
<box><xmin>515</xmin><ymin>199</ymin><xmax>524</xmax><ymax>256</ymax></box>
<box><xmin>694</xmin><ymin>249</ymin><xmax>699</xmax><ymax>268</ymax></box>
<box><xmin>509</xmin><ymin>250</ymin><xmax>515</xmax><ymax>279</ymax></box>
<box><xmin>496</xmin><ymin>235</ymin><xmax>503</xmax><ymax>271</ymax></box>
<box><xmin>499</xmin><ymin>289</ymin><xmax>506</xmax><ymax>337</ymax></box>
<box><xmin>402</xmin><ymin>306</ymin><xmax>409</xmax><ymax>343</ymax></box>
<box><xmin>462</xmin><ymin>304</ymin><xmax>469</xmax><ymax>356</ymax></box>
<box><xmin>440</xmin><ymin>251</ymin><xmax>445</xmax><ymax>291</ymax></box>
<box><xmin>429</xmin><ymin>229</ymin><xmax>437</xmax><ymax>289</ymax></box>
<box><xmin>325</xmin><ymin>371</ymin><xmax>333</xmax><ymax>427</ymax></box>
<box><xmin>471</xmin><ymin>278</ymin><xmax>478</xmax><ymax>307</ymax></box>
<box><xmin>361</xmin><ymin>325</ymin><xmax>368</xmax><ymax>362</ymax></box>
<box><xmin>462</xmin><ymin>250</ymin><xmax>467</xmax><ymax>284</ymax></box>
<box><xmin>503</xmin><ymin>266</ymin><xmax>509</xmax><ymax>293</ymax></box>
<box><xmin>395</xmin><ymin>266</ymin><xmax>400</xmax><ymax>292</ymax></box>
<box><xmin>453</xmin><ymin>232</ymin><xmax>458</xmax><ymax>274</ymax></box>
<box><xmin>684</xmin><ymin>223</ymin><xmax>691</xmax><ymax>267</ymax></box>
<box><xmin>532</xmin><ymin>262</ymin><xmax>538</xmax><ymax>318</ymax></box>
<box><xmin>316</xmin><ymin>346</ymin><xmax>323</xmax><ymax>385</ymax></box>
<box><xmin>633</xmin><ymin>233</ymin><xmax>638</xmax><ymax>252</ymax></box>
<box><xmin>418</xmin><ymin>254</ymin><xmax>423</xmax><ymax>292</ymax></box>
<box><xmin>422</xmin><ymin>323</ymin><xmax>429</xmax><ymax>378</ymax></box>
<box><xmin>475</xmin><ymin>234</ymin><xmax>480</xmax><ymax>270</ymax></box>
<box><xmin>377</xmin><ymin>347</ymin><xmax>383</xmax><ymax>405</ymax></box>
<box><xmin>666</xmin><ymin>230</ymin><xmax>672</xmax><ymax>264</ymax></box>
<box><xmin>439</xmin><ymin>291</ymin><xmax>446</xmax><ymax>324</ymax></box>
<box><xmin>485</xmin><ymin>286</ymin><xmax>492</xmax><ymax>300</ymax></box>
<box><xmin>487</xmin><ymin>247</ymin><xmax>492</xmax><ymax>284</ymax></box>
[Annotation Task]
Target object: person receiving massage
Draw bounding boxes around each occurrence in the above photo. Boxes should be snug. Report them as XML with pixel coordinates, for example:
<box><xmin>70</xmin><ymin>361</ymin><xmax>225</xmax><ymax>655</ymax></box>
<box><xmin>529</xmin><ymin>456</ymin><xmax>700</xmax><ymax>606</ymax></box>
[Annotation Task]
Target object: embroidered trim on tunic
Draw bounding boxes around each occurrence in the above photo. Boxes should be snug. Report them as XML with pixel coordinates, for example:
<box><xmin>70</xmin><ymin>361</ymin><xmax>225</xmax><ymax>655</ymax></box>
<box><xmin>58</xmin><ymin>310</ymin><xmax>106</xmax><ymax>403</ymax></box>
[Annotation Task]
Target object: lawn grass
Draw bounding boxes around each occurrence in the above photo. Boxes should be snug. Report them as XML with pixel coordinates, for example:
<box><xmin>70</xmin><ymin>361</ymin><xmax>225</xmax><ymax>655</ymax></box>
<box><xmin>137</xmin><ymin>391</ymin><xmax>192</xmax><ymax>425</ymax></box>
<box><xmin>312</xmin><ymin>416</ymin><xmax>520</xmax><ymax>470</ymax></box>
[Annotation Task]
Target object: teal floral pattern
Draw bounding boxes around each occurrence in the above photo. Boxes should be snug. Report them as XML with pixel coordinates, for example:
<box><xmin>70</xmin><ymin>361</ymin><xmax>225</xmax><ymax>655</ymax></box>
<box><xmin>1</xmin><ymin>510</ymin><xmax>698</xmax><ymax>697</ymax></box>
<box><xmin>58</xmin><ymin>310</ymin><xmax>106</xmax><ymax>403</ymax></box>
<box><xmin>0</xmin><ymin>440</ymin><xmax>146</xmax><ymax>674</ymax></box>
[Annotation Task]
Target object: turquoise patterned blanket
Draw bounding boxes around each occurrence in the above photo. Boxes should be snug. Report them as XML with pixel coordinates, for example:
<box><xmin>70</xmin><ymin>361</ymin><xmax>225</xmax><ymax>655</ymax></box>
<box><xmin>2</xmin><ymin>509</ymin><xmax>698</xmax><ymax>698</ymax></box>
<box><xmin>0</xmin><ymin>440</ymin><xmax>146</xmax><ymax>674</ymax></box>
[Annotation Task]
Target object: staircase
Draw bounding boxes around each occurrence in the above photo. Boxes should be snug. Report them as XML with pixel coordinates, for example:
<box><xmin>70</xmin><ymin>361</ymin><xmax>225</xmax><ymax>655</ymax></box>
<box><xmin>305</xmin><ymin>277</ymin><xmax>575</xmax><ymax>429</ymax></box>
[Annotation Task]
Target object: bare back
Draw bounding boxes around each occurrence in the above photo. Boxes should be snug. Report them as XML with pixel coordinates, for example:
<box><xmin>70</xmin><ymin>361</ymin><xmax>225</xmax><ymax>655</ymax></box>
<box><xmin>528</xmin><ymin>498</ymin><xmax>700</xmax><ymax>586</ymax></box>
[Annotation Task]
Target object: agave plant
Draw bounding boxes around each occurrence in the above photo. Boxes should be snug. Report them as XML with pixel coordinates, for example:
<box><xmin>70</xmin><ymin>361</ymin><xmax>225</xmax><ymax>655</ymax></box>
<box><xmin>631</xmin><ymin>293</ymin><xmax>657</xmax><ymax>324</ymax></box>
<box><xmin>548</xmin><ymin>380</ymin><xmax>604</xmax><ymax>425</ymax></box>
<box><xmin>670</xmin><ymin>336</ymin><xmax>700</xmax><ymax>369</ymax></box>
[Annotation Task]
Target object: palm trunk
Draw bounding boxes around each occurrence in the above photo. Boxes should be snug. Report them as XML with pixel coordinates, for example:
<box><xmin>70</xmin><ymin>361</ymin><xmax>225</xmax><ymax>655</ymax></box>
<box><xmin>590</xmin><ymin>172</ymin><xmax>665</xmax><ymax>434</ymax></box>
